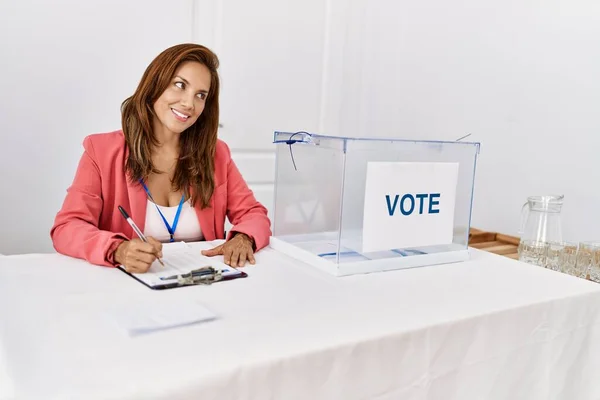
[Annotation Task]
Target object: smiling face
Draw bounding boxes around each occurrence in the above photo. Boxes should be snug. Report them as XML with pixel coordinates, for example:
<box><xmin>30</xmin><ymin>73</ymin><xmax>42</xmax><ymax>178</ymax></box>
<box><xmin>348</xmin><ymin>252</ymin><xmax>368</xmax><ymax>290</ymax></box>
<box><xmin>152</xmin><ymin>61</ymin><xmax>212</xmax><ymax>138</ymax></box>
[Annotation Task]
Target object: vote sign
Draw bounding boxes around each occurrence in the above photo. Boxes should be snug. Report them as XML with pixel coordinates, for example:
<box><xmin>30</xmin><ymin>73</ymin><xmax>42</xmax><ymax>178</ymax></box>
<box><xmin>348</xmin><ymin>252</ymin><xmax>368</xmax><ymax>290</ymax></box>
<box><xmin>362</xmin><ymin>162</ymin><xmax>459</xmax><ymax>253</ymax></box>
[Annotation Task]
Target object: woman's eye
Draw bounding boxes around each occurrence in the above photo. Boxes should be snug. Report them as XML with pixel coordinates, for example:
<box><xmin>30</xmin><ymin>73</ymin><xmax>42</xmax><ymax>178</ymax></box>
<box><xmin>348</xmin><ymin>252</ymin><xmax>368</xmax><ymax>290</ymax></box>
<box><xmin>175</xmin><ymin>81</ymin><xmax>184</xmax><ymax>89</ymax></box>
<box><xmin>196</xmin><ymin>93</ymin><xmax>206</xmax><ymax>100</ymax></box>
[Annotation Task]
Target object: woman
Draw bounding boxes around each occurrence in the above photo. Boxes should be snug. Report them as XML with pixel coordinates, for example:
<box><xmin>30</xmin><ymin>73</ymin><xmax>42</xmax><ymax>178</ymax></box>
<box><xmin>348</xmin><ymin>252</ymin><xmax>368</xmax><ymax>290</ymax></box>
<box><xmin>51</xmin><ymin>43</ymin><xmax>271</xmax><ymax>273</ymax></box>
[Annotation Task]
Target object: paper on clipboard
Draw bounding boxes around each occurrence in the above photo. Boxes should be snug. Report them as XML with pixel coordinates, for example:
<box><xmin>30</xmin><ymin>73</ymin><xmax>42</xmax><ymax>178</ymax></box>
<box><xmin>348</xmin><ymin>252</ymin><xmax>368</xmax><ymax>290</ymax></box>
<box><xmin>119</xmin><ymin>241</ymin><xmax>243</xmax><ymax>288</ymax></box>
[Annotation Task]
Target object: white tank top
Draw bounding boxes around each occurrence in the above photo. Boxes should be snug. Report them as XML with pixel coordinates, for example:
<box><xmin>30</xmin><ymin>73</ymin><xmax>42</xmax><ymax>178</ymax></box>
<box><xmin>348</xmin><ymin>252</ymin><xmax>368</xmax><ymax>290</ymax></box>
<box><xmin>143</xmin><ymin>199</ymin><xmax>204</xmax><ymax>243</ymax></box>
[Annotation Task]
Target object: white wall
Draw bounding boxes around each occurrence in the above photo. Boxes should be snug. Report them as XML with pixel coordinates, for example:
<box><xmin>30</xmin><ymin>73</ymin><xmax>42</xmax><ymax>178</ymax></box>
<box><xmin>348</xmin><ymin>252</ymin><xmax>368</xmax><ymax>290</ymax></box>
<box><xmin>0</xmin><ymin>0</ymin><xmax>194</xmax><ymax>254</ymax></box>
<box><xmin>321</xmin><ymin>0</ymin><xmax>600</xmax><ymax>242</ymax></box>
<box><xmin>205</xmin><ymin>0</ymin><xmax>326</xmax><ymax>223</ymax></box>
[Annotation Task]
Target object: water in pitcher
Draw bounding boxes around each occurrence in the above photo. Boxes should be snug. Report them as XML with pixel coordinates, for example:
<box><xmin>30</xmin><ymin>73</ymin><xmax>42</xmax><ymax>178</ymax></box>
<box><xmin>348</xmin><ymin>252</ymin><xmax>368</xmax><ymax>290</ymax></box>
<box><xmin>518</xmin><ymin>195</ymin><xmax>564</xmax><ymax>265</ymax></box>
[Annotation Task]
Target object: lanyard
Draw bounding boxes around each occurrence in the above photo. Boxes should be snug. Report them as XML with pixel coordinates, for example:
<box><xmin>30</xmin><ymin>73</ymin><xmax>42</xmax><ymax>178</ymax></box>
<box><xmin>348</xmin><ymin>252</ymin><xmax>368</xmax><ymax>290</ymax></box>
<box><xmin>140</xmin><ymin>179</ymin><xmax>185</xmax><ymax>243</ymax></box>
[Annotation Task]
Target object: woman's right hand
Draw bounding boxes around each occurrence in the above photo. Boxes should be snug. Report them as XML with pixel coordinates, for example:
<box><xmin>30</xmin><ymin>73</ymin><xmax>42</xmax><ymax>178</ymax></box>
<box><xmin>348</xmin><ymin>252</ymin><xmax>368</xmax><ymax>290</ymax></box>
<box><xmin>114</xmin><ymin>237</ymin><xmax>163</xmax><ymax>273</ymax></box>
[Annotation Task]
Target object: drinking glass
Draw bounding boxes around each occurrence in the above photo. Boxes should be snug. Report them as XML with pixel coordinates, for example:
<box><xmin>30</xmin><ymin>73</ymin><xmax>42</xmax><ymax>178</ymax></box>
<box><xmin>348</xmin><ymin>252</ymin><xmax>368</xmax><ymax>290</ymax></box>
<box><xmin>517</xmin><ymin>240</ymin><xmax>547</xmax><ymax>267</ymax></box>
<box><xmin>577</xmin><ymin>242</ymin><xmax>600</xmax><ymax>282</ymax></box>
<box><xmin>545</xmin><ymin>241</ymin><xmax>578</xmax><ymax>273</ymax></box>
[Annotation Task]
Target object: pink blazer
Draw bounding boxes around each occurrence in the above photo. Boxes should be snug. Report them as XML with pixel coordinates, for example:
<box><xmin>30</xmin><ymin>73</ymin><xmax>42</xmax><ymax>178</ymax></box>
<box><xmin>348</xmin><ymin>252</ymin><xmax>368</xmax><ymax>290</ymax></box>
<box><xmin>51</xmin><ymin>130</ymin><xmax>271</xmax><ymax>267</ymax></box>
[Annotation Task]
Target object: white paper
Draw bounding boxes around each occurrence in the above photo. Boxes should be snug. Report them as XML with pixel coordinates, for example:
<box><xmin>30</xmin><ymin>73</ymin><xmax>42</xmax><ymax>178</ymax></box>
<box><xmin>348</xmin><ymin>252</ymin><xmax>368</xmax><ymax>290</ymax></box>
<box><xmin>107</xmin><ymin>296</ymin><xmax>217</xmax><ymax>336</ymax></box>
<box><xmin>120</xmin><ymin>241</ymin><xmax>243</xmax><ymax>287</ymax></box>
<box><xmin>362</xmin><ymin>162</ymin><xmax>459</xmax><ymax>252</ymax></box>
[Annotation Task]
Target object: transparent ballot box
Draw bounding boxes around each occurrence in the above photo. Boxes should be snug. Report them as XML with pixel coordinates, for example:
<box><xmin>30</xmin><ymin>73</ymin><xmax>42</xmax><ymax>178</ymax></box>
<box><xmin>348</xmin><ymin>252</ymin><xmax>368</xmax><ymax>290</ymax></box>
<box><xmin>269</xmin><ymin>131</ymin><xmax>481</xmax><ymax>277</ymax></box>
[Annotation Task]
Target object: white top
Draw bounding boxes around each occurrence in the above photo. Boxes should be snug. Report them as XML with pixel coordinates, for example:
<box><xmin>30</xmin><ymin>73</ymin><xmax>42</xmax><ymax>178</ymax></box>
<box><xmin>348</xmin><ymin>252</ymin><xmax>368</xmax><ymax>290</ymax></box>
<box><xmin>2</xmin><ymin>246</ymin><xmax>600</xmax><ymax>400</ymax></box>
<box><xmin>143</xmin><ymin>199</ymin><xmax>203</xmax><ymax>242</ymax></box>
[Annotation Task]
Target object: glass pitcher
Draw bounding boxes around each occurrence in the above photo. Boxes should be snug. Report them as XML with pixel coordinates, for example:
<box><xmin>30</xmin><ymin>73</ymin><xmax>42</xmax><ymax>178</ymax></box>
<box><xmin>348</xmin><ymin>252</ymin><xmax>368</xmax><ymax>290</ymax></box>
<box><xmin>518</xmin><ymin>195</ymin><xmax>564</xmax><ymax>264</ymax></box>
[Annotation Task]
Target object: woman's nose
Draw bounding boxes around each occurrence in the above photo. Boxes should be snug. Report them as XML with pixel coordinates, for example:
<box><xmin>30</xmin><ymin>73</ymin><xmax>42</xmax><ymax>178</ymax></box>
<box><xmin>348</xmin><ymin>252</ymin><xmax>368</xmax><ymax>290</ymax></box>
<box><xmin>179</xmin><ymin>93</ymin><xmax>195</xmax><ymax>110</ymax></box>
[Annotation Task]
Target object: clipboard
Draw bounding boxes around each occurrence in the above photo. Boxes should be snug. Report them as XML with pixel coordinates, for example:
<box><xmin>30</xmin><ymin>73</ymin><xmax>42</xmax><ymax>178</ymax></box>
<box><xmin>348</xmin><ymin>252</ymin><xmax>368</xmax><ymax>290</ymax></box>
<box><xmin>117</xmin><ymin>241</ymin><xmax>248</xmax><ymax>290</ymax></box>
<box><xmin>118</xmin><ymin>266</ymin><xmax>248</xmax><ymax>290</ymax></box>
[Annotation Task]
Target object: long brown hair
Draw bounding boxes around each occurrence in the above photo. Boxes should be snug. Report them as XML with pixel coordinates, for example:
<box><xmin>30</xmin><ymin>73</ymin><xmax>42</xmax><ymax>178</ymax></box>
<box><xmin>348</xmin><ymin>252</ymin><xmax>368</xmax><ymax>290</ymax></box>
<box><xmin>121</xmin><ymin>43</ymin><xmax>220</xmax><ymax>209</ymax></box>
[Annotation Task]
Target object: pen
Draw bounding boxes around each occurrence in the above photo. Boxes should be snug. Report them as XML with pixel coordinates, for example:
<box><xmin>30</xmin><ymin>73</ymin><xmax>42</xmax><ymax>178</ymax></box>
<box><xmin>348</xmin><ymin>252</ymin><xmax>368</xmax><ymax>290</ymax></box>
<box><xmin>118</xmin><ymin>205</ymin><xmax>165</xmax><ymax>267</ymax></box>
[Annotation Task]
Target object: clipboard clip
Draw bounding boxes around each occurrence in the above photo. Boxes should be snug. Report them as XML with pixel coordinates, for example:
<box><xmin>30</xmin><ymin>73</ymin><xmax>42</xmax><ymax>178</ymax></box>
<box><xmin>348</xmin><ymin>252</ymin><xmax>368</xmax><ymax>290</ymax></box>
<box><xmin>161</xmin><ymin>266</ymin><xmax>223</xmax><ymax>286</ymax></box>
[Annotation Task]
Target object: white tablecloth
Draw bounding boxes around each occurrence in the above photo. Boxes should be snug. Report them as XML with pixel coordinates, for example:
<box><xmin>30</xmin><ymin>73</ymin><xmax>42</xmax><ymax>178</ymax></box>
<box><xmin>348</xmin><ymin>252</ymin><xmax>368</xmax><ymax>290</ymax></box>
<box><xmin>1</xmin><ymin>244</ymin><xmax>600</xmax><ymax>400</ymax></box>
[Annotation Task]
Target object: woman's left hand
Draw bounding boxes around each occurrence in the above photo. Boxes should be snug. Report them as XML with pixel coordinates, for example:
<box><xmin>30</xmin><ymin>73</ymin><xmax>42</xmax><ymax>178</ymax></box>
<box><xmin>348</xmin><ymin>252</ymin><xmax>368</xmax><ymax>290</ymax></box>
<box><xmin>201</xmin><ymin>233</ymin><xmax>256</xmax><ymax>267</ymax></box>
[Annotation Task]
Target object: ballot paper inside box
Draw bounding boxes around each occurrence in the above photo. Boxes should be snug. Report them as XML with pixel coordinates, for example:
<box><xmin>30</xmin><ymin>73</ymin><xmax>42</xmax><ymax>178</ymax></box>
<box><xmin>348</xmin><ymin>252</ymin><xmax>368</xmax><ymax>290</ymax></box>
<box><xmin>269</xmin><ymin>131</ymin><xmax>480</xmax><ymax>277</ymax></box>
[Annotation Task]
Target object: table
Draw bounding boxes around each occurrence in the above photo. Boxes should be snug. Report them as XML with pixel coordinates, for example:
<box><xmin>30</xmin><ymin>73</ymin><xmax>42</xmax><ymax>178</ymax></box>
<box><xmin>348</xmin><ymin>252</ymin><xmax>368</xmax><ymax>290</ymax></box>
<box><xmin>1</xmin><ymin>244</ymin><xmax>600</xmax><ymax>400</ymax></box>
